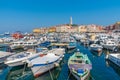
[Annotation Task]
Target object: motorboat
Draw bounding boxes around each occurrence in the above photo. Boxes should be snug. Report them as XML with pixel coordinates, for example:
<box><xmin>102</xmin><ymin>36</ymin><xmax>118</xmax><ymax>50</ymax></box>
<box><xmin>90</xmin><ymin>44</ymin><xmax>103</xmax><ymax>53</ymax></box>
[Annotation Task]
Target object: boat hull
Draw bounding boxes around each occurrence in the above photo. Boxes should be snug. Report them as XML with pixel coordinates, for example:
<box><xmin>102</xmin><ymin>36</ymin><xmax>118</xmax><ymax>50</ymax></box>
<box><xmin>70</xmin><ymin>70</ymin><xmax>90</xmax><ymax>80</ymax></box>
<box><xmin>68</xmin><ymin>51</ymin><xmax>92</xmax><ymax>80</ymax></box>
<box><xmin>31</xmin><ymin>63</ymin><xmax>55</xmax><ymax>77</ymax></box>
<box><xmin>90</xmin><ymin>47</ymin><xmax>102</xmax><ymax>53</ymax></box>
<box><xmin>103</xmin><ymin>45</ymin><xmax>117</xmax><ymax>51</ymax></box>
<box><xmin>108</xmin><ymin>54</ymin><xmax>120</xmax><ymax>67</ymax></box>
<box><xmin>31</xmin><ymin>59</ymin><xmax>61</xmax><ymax>78</ymax></box>
<box><xmin>5</xmin><ymin>60</ymin><xmax>26</xmax><ymax>67</ymax></box>
<box><xmin>66</xmin><ymin>46</ymin><xmax>76</xmax><ymax>50</ymax></box>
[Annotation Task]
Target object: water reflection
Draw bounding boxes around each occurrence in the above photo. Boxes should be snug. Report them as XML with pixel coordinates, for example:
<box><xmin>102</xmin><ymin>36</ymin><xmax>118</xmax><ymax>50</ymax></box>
<box><xmin>106</xmin><ymin>60</ymin><xmax>120</xmax><ymax>76</ymax></box>
<box><xmin>90</xmin><ymin>50</ymin><xmax>103</xmax><ymax>57</ymax></box>
<box><xmin>66</xmin><ymin>48</ymin><xmax>76</xmax><ymax>54</ymax></box>
<box><xmin>0</xmin><ymin>64</ymin><xmax>11</xmax><ymax>80</ymax></box>
<box><xmin>6</xmin><ymin>65</ymin><xmax>33</xmax><ymax>80</ymax></box>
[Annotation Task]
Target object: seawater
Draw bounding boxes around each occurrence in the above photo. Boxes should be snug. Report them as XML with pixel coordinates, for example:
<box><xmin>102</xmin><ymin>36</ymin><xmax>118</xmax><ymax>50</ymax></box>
<box><xmin>0</xmin><ymin>43</ymin><xmax>120</xmax><ymax>80</ymax></box>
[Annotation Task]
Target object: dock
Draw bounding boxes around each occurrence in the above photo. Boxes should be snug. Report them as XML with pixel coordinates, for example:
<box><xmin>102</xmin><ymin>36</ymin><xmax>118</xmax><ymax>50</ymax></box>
<box><xmin>50</xmin><ymin>43</ymin><xmax>69</xmax><ymax>47</ymax></box>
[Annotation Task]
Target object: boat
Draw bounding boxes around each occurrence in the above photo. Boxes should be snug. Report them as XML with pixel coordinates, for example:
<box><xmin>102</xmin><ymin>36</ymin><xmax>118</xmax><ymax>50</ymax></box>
<box><xmin>0</xmin><ymin>44</ymin><xmax>13</xmax><ymax>63</ymax></box>
<box><xmin>4</xmin><ymin>51</ymin><xmax>34</xmax><ymax>67</ymax></box>
<box><xmin>10</xmin><ymin>40</ymin><xmax>38</xmax><ymax>50</ymax></box>
<box><xmin>27</xmin><ymin>48</ymin><xmax>65</xmax><ymax>78</ymax></box>
<box><xmin>66</xmin><ymin>42</ymin><xmax>76</xmax><ymax>50</ymax></box>
<box><xmin>27</xmin><ymin>53</ymin><xmax>63</xmax><ymax>78</ymax></box>
<box><xmin>0</xmin><ymin>51</ymin><xmax>14</xmax><ymax>63</ymax></box>
<box><xmin>4</xmin><ymin>32</ymin><xmax>10</xmax><ymax>35</ymax></box>
<box><xmin>0</xmin><ymin>44</ymin><xmax>11</xmax><ymax>52</ymax></box>
<box><xmin>80</xmin><ymin>38</ymin><xmax>90</xmax><ymax>46</ymax></box>
<box><xmin>102</xmin><ymin>39</ymin><xmax>118</xmax><ymax>51</ymax></box>
<box><xmin>38</xmin><ymin>41</ymin><xmax>51</xmax><ymax>48</ymax></box>
<box><xmin>106</xmin><ymin>58</ymin><xmax>120</xmax><ymax>76</ymax></box>
<box><xmin>6</xmin><ymin>48</ymin><xmax>49</xmax><ymax>67</ymax></box>
<box><xmin>68</xmin><ymin>50</ymin><xmax>92</xmax><ymax>80</ymax></box>
<box><xmin>66</xmin><ymin>37</ymin><xmax>77</xmax><ymax>50</ymax></box>
<box><xmin>90</xmin><ymin>44</ymin><xmax>103</xmax><ymax>53</ymax></box>
<box><xmin>107</xmin><ymin>53</ymin><xmax>120</xmax><ymax>67</ymax></box>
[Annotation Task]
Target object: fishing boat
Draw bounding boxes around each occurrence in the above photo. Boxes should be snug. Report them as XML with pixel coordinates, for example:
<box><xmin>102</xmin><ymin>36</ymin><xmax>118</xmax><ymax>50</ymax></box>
<box><xmin>27</xmin><ymin>53</ymin><xmax>63</xmax><ymax>78</ymax></box>
<box><xmin>107</xmin><ymin>53</ymin><xmax>120</xmax><ymax>67</ymax></box>
<box><xmin>68</xmin><ymin>50</ymin><xmax>92</xmax><ymax>80</ymax></box>
<box><xmin>27</xmin><ymin>48</ymin><xmax>65</xmax><ymax>78</ymax></box>
<box><xmin>90</xmin><ymin>44</ymin><xmax>103</xmax><ymax>53</ymax></box>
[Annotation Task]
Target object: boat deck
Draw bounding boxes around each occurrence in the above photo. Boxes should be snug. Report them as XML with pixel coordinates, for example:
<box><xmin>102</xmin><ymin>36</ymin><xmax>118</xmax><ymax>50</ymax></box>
<box><xmin>50</xmin><ymin>43</ymin><xmax>69</xmax><ymax>46</ymax></box>
<box><xmin>109</xmin><ymin>53</ymin><xmax>120</xmax><ymax>58</ymax></box>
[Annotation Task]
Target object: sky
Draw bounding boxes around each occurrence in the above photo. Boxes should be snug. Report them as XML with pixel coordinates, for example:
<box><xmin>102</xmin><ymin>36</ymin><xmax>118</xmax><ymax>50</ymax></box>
<box><xmin>0</xmin><ymin>0</ymin><xmax>120</xmax><ymax>33</ymax></box>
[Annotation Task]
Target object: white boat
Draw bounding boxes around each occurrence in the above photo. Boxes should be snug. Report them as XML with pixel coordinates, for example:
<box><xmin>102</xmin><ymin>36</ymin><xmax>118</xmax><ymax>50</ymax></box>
<box><xmin>108</xmin><ymin>53</ymin><xmax>120</xmax><ymax>67</ymax></box>
<box><xmin>67</xmin><ymin>42</ymin><xmax>76</xmax><ymax>50</ymax></box>
<box><xmin>10</xmin><ymin>40</ymin><xmax>38</xmax><ymax>49</ymax></box>
<box><xmin>0</xmin><ymin>51</ymin><xmax>14</xmax><ymax>63</ymax></box>
<box><xmin>27</xmin><ymin>48</ymin><xmax>65</xmax><ymax>78</ymax></box>
<box><xmin>102</xmin><ymin>40</ymin><xmax>118</xmax><ymax>51</ymax></box>
<box><xmin>90</xmin><ymin>44</ymin><xmax>103</xmax><ymax>53</ymax></box>
<box><xmin>99</xmin><ymin>34</ymin><xmax>109</xmax><ymax>40</ymax></box>
<box><xmin>73</xmin><ymin>33</ymin><xmax>85</xmax><ymax>41</ymax></box>
<box><xmin>27</xmin><ymin>53</ymin><xmax>63</xmax><ymax>78</ymax></box>
<box><xmin>4</xmin><ymin>32</ymin><xmax>10</xmax><ymax>35</ymax></box>
<box><xmin>66</xmin><ymin>37</ymin><xmax>77</xmax><ymax>50</ymax></box>
<box><xmin>4</xmin><ymin>52</ymin><xmax>34</xmax><ymax>66</ymax></box>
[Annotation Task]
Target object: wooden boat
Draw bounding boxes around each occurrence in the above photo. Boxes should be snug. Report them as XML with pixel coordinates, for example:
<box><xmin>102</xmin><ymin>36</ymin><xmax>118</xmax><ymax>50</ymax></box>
<box><xmin>27</xmin><ymin>48</ymin><xmax>65</xmax><ymax>78</ymax></box>
<box><xmin>68</xmin><ymin>50</ymin><xmax>92</xmax><ymax>80</ymax></box>
<box><xmin>28</xmin><ymin>53</ymin><xmax>63</xmax><ymax>78</ymax></box>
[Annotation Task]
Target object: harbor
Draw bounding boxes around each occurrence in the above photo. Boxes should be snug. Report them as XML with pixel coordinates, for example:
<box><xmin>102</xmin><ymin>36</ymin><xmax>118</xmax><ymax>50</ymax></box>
<box><xmin>0</xmin><ymin>43</ymin><xmax>119</xmax><ymax>80</ymax></box>
<box><xmin>1</xmin><ymin>0</ymin><xmax>120</xmax><ymax>80</ymax></box>
<box><xmin>0</xmin><ymin>31</ymin><xmax>120</xmax><ymax>80</ymax></box>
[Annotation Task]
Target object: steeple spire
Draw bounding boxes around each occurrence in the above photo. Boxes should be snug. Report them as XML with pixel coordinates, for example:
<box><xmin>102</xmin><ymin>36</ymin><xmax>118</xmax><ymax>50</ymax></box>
<box><xmin>70</xmin><ymin>17</ymin><xmax>72</xmax><ymax>25</ymax></box>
